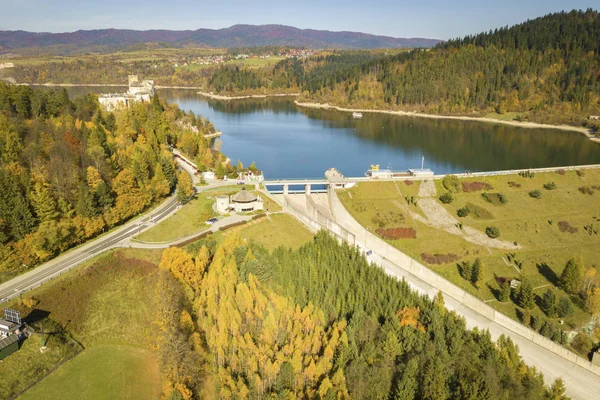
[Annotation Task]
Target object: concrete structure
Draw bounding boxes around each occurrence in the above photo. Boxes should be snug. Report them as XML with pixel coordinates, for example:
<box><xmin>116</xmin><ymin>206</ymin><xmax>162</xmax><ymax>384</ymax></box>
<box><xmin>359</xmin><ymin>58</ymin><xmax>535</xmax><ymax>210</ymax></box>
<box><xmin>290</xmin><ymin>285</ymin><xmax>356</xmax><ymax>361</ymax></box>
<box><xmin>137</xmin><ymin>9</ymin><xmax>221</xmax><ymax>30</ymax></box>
<box><xmin>214</xmin><ymin>188</ymin><xmax>264</xmax><ymax>214</ymax></box>
<box><xmin>215</xmin><ymin>195</ymin><xmax>229</xmax><ymax>214</ymax></box>
<box><xmin>202</xmin><ymin>171</ymin><xmax>216</xmax><ymax>181</ymax></box>
<box><xmin>98</xmin><ymin>75</ymin><xmax>155</xmax><ymax>111</ymax></box>
<box><xmin>409</xmin><ymin>168</ymin><xmax>434</xmax><ymax>178</ymax></box>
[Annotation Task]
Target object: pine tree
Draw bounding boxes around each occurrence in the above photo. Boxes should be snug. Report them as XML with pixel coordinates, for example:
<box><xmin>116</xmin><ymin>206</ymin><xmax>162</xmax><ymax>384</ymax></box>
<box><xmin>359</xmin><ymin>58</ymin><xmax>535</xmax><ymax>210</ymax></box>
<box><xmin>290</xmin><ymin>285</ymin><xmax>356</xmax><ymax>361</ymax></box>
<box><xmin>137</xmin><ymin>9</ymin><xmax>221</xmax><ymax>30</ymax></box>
<box><xmin>541</xmin><ymin>289</ymin><xmax>558</xmax><ymax>318</ymax></box>
<box><xmin>499</xmin><ymin>280</ymin><xmax>511</xmax><ymax>302</ymax></box>
<box><xmin>471</xmin><ymin>258</ymin><xmax>484</xmax><ymax>286</ymax></box>
<box><xmin>176</xmin><ymin>171</ymin><xmax>194</xmax><ymax>203</ymax></box>
<box><xmin>31</xmin><ymin>181</ymin><xmax>59</xmax><ymax>221</ymax></box>
<box><xmin>394</xmin><ymin>358</ymin><xmax>418</xmax><ymax>400</ymax></box>
<box><xmin>560</xmin><ymin>258</ymin><xmax>584</xmax><ymax>295</ymax></box>
<box><xmin>518</xmin><ymin>279</ymin><xmax>535</xmax><ymax>310</ymax></box>
<box><xmin>547</xmin><ymin>378</ymin><xmax>568</xmax><ymax>400</ymax></box>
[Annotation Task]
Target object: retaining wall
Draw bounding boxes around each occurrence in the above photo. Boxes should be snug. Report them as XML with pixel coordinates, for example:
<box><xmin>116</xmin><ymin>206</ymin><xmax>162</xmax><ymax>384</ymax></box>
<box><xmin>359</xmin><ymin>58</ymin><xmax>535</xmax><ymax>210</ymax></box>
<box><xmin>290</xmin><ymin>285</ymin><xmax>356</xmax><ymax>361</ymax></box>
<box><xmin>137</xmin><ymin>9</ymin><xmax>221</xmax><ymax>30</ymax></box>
<box><xmin>327</xmin><ymin>187</ymin><xmax>600</xmax><ymax>376</ymax></box>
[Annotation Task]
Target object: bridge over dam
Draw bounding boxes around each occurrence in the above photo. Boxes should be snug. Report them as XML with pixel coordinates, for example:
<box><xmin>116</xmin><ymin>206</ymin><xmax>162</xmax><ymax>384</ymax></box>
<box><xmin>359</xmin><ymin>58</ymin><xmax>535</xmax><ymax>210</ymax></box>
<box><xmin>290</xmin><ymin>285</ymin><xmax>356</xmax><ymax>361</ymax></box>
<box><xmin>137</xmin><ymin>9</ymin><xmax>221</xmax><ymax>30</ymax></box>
<box><xmin>263</xmin><ymin>183</ymin><xmax>600</xmax><ymax>400</ymax></box>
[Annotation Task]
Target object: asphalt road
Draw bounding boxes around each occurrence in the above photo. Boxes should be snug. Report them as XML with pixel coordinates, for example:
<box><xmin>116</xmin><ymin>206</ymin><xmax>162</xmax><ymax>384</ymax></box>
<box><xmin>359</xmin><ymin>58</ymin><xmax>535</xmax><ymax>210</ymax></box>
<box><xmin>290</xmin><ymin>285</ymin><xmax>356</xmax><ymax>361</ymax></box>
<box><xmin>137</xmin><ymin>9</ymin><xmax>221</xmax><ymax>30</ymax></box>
<box><xmin>0</xmin><ymin>193</ymin><xmax>180</xmax><ymax>304</ymax></box>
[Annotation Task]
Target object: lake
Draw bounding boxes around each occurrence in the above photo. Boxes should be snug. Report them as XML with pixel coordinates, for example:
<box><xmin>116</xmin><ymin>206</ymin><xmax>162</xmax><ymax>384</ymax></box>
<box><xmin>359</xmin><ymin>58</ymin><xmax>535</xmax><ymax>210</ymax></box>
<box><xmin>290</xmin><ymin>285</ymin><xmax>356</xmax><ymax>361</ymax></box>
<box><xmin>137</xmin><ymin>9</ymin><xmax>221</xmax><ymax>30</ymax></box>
<box><xmin>65</xmin><ymin>86</ymin><xmax>600</xmax><ymax>179</ymax></box>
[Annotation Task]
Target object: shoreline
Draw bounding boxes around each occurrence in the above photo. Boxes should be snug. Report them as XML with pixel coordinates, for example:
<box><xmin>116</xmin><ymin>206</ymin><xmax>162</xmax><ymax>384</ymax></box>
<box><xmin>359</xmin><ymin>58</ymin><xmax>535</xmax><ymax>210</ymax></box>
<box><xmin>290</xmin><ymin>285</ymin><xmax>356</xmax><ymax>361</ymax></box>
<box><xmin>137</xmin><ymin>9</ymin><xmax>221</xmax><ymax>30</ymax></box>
<box><xmin>294</xmin><ymin>100</ymin><xmax>600</xmax><ymax>142</ymax></box>
<box><xmin>197</xmin><ymin>91</ymin><xmax>300</xmax><ymax>101</ymax></box>
<box><xmin>23</xmin><ymin>83</ymin><xmax>204</xmax><ymax>90</ymax></box>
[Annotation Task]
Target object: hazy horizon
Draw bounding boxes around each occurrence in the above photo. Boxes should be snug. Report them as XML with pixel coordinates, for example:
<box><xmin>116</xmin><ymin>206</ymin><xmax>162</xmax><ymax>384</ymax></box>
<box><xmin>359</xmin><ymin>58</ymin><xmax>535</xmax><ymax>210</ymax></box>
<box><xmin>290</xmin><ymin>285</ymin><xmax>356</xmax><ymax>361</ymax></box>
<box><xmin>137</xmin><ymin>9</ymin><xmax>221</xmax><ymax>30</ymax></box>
<box><xmin>1</xmin><ymin>1</ymin><xmax>598</xmax><ymax>40</ymax></box>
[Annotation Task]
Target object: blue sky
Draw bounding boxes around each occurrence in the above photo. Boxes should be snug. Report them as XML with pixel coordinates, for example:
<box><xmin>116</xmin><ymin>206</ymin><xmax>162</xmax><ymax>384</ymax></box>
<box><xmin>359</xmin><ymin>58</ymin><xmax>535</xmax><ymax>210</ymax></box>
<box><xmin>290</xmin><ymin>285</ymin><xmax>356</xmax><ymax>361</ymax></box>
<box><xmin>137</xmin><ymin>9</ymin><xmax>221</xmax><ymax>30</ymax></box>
<box><xmin>1</xmin><ymin>0</ymin><xmax>597</xmax><ymax>39</ymax></box>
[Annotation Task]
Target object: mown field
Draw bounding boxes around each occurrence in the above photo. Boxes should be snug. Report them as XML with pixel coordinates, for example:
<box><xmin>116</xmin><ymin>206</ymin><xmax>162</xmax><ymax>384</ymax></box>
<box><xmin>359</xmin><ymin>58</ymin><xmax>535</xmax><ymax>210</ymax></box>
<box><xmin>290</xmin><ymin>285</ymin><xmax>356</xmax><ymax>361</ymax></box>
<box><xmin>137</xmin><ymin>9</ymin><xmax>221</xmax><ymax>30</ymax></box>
<box><xmin>19</xmin><ymin>345</ymin><xmax>159</xmax><ymax>400</ymax></box>
<box><xmin>339</xmin><ymin>169</ymin><xmax>600</xmax><ymax>331</ymax></box>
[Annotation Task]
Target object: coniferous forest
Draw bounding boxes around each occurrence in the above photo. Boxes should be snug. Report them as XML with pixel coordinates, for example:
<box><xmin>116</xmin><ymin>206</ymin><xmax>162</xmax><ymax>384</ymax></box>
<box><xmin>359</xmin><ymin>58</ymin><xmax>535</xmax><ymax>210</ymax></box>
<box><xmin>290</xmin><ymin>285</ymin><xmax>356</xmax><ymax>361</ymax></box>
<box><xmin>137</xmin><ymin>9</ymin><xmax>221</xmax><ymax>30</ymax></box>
<box><xmin>0</xmin><ymin>84</ymin><xmax>224</xmax><ymax>280</ymax></box>
<box><xmin>156</xmin><ymin>232</ymin><xmax>567</xmax><ymax>399</ymax></box>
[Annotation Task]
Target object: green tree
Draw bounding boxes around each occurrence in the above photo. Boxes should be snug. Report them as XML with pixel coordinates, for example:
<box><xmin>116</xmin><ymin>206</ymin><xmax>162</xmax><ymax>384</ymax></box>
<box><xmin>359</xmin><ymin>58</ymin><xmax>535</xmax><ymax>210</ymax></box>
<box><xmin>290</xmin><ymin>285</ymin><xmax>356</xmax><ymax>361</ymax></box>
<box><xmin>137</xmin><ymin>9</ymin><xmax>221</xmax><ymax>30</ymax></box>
<box><xmin>557</xmin><ymin>296</ymin><xmax>574</xmax><ymax>318</ymax></box>
<box><xmin>176</xmin><ymin>171</ymin><xmax>194</xmax><ymax>203</ymax></box>
<box><xmin>560</xmin><ymin>257</ymin><xmax>584</xmax><ymax>295</ymax></box>
<box><xmin>547</xmin><ymin>378</ymin><xmax>568</xmax><ymax>400</ymax></box>
<box><xmin>31</xmin><ymin>181</ymin><xmax>59</xmax><ymax>221</ymax></box>
<box><xmin>541</xmin><ymin>289</ymin><xmax>558</xmax><ymax>318</ymax></box>
<box><xmin>394</xmin><ymin>358</ymin><xmax>418</xmax><ymax>400</ymax></box>
<box><xmin>518</xmin><ymin>279</ymin><xmax>535</xmax><ymax>310</ymax></box>
<box><xmin>499</xmin><ymin>280</ymin><xmax>511</xmax><ymax>302</ymax></box>
<box><xmin>471</xmin><ymin>258</ymin><xmax>484</xmax><ymax>286</ymax></box>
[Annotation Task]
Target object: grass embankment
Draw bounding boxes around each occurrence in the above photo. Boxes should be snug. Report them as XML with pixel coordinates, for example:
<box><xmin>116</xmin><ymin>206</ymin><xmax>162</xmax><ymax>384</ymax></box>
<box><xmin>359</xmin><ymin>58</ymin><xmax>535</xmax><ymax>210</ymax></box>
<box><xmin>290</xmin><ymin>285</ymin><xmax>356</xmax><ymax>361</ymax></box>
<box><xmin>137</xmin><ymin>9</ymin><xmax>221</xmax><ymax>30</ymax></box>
<box><xmin>238</xmin><ymin>214</ymin><xmax>313</xmax><ymax>250</ymax></box>
<box><xmin>1</xmin><ymin>249</ymin><xmax>163</xmax><ymax>399</ymax></box>
<box><xmin>339</xmin><ymin>170</ymin><xmax>600</xmax><ymax>329</ymax></box>
<box><xmin>135</xmin><ymin>185</ymin><xmax>280</xmax><ymax>243</ymax></box>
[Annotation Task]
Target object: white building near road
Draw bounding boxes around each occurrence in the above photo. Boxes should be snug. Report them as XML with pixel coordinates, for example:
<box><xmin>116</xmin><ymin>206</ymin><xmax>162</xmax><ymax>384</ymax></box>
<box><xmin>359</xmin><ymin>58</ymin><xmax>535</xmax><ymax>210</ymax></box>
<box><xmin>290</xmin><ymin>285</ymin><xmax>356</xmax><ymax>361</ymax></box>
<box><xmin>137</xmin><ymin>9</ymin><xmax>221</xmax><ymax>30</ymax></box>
<box><xmin>215</xmin><ymin>187</ymin><xmax>263</xmax><ymax>214</ymax></box>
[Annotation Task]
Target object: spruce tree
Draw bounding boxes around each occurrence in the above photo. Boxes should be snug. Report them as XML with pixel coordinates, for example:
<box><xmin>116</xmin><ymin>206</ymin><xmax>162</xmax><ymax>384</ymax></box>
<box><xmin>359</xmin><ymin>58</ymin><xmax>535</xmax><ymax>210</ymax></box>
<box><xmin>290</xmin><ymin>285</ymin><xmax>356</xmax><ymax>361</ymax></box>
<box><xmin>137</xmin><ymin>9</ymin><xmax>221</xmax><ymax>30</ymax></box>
<box><xmin>518</xmin><ymin>279</ymin><xmax>535</xmax><ymax>310</ymax></box>
<box><xmin>541</xmin><ymin>289</ymin><xmax>558</xmax><ymax>318</ymax></box>
<box><xmin>560</xmin><ymin>257</ymin><xmax>584</xmax><ymax>295</ymax></box>
<box><xmin>31</xmin><ymin>181</ymin><xmax>59</xmax><ymax>221</ymax></box>
<box><xmin>471</xmin><ymin>258</ymin><xmax>484</xmax><ymax>286</ymax></box>
<box><xmin>499</xmin><ymin>280</ymin><xmax>511</xmax><ymax>302</ymax></box>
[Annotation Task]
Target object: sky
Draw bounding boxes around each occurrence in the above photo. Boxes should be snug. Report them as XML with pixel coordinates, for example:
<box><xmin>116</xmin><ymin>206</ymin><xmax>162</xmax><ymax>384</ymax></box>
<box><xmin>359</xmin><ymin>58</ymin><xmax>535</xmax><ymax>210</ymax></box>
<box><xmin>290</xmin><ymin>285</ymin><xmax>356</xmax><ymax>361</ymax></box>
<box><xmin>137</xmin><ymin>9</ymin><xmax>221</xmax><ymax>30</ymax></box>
<box><xmin>1</xmin><ymin>0</ymin><xmax>597</xmax><ymax>40</ymax></box>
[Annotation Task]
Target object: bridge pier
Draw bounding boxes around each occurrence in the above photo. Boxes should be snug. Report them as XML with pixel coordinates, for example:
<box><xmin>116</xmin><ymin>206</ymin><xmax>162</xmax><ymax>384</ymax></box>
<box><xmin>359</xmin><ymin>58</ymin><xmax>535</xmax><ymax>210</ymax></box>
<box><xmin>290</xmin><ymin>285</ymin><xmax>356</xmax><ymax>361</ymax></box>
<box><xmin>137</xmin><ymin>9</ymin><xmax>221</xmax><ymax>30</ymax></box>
<box><xmin>305</xmin><ymin>184</ymin><xmax>311</xmax><ymax>195</ymax></box>
<box><xmin>283</xmin><ymin>184</ymin><xmax>289</xmax><ymax>195</ymax></box>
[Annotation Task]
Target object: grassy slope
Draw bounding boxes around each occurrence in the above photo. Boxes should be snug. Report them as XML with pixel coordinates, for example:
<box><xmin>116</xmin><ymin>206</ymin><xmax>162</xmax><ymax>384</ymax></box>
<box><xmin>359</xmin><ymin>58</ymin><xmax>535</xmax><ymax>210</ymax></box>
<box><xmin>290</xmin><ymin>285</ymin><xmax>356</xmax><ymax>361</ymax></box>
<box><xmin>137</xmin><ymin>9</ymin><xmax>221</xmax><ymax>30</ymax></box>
<box><xmin>135</xmin><ymin>185</ymin><xmax>280</xmax><ymax>242</ymax></box>
<box><xmin>339</xmin><ymin>170</ymin><xmax>600</xmax><ymax>328</ymax></box>
<box><xmin>238</xmin><ymin>213</ymin><xmax>314</xmax><ymax>251</ymax></box>
<box><xmin>2</xmin><ymin>249</ymin><xmax>163</xmax><ymax>399</ymax></box>
<box><xmin>19</xmin><ymin>345</ymin><xmax>159</xmax><ymax>400</ymax></box>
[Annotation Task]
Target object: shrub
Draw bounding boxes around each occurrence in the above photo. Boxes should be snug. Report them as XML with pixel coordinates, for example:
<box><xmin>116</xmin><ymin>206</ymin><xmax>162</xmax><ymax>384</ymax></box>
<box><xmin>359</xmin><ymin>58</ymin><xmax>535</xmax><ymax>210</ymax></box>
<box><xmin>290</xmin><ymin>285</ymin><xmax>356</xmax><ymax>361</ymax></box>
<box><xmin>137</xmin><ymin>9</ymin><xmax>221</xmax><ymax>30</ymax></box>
<box><xmin>543</xmin><ymin>182</ymin><xmax>557</xmax><ymax>190</ymax></box>
<box><xmin>376</xmin><ymin>227</ymin><xmax>417</xmax><ymax>240</ymax></box>
<box><xmin>403</xmin><ymin>180</ymin><xmax>413</xmax><ymax>186</ymax></box>
<box><xmin>498</xmin><ymin>193</ymin><xmax>508</xmax><ymax>204</ymax></box>
<box><xmin>481</xmin><ymin>192</ymin><xmax>492</xmax><ymax>203</ymax></box>
<box><xmin>557</xmin><ymin>296</ymin><xmax>574</xmax><ymax>318</ymax></box>
<box><xmin>439</xmin><ymin>192</ymin><xmax>454</xmax><ymax>204</ymax></box>
<box><xmin>557</xmin><ymin>221</ymin><xmax>578</xmax><ymax>234</ymax></box>
<box><xmin>462</xmin><ymin>181</ymin><xmax>493</xmax><ymax>192</ymax></box>
<box><xmin>571</xmin><ymin>332</ymin><xmax>593</xmax><ymax>357</ymax></box>
<box><xmin>508</xmin><ymin>181</ymin><xmax>522</xmax><ymax>188</ymax></box>
<box><xmin>519</xmin><ymin>171</ymin><xmax>535</xmax><ymax>178</ymax></box>
<box><xmin>457</xmin><ymin>206</ymin><xmax>471</xmax><ymax>218</ymax></box>
<box><xmin>442</xmin><ymin>175</ymin><xmax>461</xmax><ymax>193</ymax></box>
<box><xmin>421</xmin><ymin>253</ymin><xmax>459</xmax><ymax>265</ymax></box>
<box><xmin>529</xmin><ymin>189</ymin><xmax>542</xmax><ymax>199</ymax></box>
<box><xmin>485</xmin><ymin>226</ymin><xmax>500</xmax><ymax>238</ymax></box>
<box><xmin>576</xmin><ymin>170</ymin><xmax>585</xmax><ymax>177</ymax></box>
<box><xmin>555</xmin><ymin>169</ymin><xmax>566</xmax><ymax>175</ymax></box>
<box><xmin>578</xmin><ymin>186</ymin><xmax>594</xmax><ymax>195</ymax></box>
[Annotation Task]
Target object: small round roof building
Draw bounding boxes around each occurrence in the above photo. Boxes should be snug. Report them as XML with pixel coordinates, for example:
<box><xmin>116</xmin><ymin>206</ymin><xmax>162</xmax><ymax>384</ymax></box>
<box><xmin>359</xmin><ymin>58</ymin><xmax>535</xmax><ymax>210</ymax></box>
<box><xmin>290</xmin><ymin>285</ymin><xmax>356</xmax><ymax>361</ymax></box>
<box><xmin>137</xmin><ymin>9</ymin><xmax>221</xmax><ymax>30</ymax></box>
<box><xmin>216</xmin><ymin>187</ymin><xmax>263</xmax><ymax>214</ymax></box>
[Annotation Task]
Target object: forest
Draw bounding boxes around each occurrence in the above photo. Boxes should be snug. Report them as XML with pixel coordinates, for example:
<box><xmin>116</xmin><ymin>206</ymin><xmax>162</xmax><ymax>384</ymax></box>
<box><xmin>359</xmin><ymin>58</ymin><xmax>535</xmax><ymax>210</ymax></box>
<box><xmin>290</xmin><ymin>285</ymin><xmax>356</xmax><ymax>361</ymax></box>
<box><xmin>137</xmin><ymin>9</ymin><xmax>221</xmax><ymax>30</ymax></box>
<box><xmin>156</xmin><ymin>232</ymin><xmax>568</xmax><ymax>399</ymax></box>
<box><xmin>0</xmin><ymin>84</ymin><xmax>225</xmax><ymax>280</ymax></box>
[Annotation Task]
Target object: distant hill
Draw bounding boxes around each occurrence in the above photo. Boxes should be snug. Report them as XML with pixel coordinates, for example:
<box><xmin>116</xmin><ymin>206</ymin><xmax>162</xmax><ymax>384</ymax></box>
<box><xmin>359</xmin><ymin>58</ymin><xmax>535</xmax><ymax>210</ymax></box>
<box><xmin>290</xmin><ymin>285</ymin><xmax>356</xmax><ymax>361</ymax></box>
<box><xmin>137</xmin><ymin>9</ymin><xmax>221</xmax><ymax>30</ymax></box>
<box><xmin>0</xmin><ymin>25</ymin><xmax>441</xmax><ymax>54</ymax></box>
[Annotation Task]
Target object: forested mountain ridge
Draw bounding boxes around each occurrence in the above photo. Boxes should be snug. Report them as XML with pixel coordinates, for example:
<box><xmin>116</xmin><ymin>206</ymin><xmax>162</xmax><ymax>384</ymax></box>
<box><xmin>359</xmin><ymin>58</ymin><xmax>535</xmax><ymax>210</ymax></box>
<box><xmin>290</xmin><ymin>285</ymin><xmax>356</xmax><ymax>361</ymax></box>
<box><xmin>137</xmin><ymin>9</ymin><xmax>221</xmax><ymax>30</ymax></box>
<box><xmin>0</xmin><ymin>84</ymin><xmax>224</xmax><ymax>281</ymax></box>
<box><xmin>155</xmin><ymin>232</ymin><xmax>568</xmax><ymax>399</ymax></box>
<box><xmin>200</xmin><ymin>9</ymin><xmax>600</xmax><ymax>127</ymax></box>
<box><xmin>0</xmin><ymin>25</ymin><xmax>440</xmax><ymax>54</ymax></box>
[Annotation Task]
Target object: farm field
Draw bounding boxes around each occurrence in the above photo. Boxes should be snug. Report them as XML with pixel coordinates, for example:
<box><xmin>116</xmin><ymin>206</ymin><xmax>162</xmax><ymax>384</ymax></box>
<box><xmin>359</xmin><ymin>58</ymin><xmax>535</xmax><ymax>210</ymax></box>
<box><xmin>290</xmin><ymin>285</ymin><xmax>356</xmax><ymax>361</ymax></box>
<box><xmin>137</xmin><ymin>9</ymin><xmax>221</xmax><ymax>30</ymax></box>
<box><xmin>338</xmin><ymin>169</ymin><xmax>600</xmax><ymax>339</ymax></box>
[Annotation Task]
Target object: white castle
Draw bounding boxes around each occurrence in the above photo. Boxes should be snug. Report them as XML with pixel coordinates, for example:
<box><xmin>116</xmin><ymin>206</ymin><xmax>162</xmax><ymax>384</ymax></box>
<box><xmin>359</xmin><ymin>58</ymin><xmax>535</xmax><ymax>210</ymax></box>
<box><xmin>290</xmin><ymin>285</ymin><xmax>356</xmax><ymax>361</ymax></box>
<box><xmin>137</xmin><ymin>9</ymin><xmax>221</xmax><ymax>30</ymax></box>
<box><xmin>98</xmin><ymin>75</ymin><xmax>155</xmax><ymax>111</ymax></box>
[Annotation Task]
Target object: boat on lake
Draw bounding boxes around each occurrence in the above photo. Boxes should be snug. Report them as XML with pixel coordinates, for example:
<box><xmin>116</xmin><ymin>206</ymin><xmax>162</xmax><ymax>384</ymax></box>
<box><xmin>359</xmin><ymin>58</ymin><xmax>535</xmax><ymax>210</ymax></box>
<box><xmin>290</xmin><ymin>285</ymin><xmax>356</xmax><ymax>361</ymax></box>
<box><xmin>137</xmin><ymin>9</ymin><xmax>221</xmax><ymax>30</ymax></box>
<box><xmin>352</xmin><ymin>112</ymin><xmax>363</xmax><ymax>118</ymax></box>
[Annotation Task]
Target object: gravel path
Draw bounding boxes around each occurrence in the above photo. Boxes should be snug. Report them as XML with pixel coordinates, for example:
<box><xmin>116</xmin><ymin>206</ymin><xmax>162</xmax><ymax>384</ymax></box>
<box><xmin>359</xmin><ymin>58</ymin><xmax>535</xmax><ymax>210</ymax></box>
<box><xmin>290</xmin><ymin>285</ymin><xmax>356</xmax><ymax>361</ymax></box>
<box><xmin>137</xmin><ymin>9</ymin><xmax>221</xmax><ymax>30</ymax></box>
<box><xmin>416</xmin><ymin>179</ymin><xmax>519</xmax><ymax>249</ymax></box>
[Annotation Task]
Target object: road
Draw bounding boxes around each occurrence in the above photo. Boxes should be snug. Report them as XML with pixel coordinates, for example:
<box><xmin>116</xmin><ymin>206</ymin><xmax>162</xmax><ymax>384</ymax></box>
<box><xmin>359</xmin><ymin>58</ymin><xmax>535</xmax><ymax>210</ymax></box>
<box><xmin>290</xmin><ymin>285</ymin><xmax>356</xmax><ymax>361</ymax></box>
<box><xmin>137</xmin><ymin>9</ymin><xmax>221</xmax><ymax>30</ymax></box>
<box><xmin>0</xmin><ymin>194</ymin><xmax>180</xmax><ymax>304</ymax></box>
